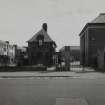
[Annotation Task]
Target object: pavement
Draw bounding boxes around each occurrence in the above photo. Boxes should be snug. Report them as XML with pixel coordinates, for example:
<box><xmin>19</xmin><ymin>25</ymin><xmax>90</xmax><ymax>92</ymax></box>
<box><xmin>55</xmin><ymin>98</ymin><xmax>89</xmax><ymax>105</ymax></box>
<box><xmin>0</xmin><ymin>67</ymin><xmax>105</xmax><ymax>105</ymax></box>
<box><xmin>0</xmin><ymin>74</ymin><xmax>105</xmax><ymax>105</ymax></box>
<box><xmin>0</xmin><ymin>68</ymin><xmax>105</xmax><ymax>79</ymax></box>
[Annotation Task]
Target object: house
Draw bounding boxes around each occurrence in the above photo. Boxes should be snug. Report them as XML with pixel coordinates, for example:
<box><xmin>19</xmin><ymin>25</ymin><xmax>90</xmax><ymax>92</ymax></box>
<box><xmin>59</xmin><ymin>46</ymin><xmax>80</xmax><ymax>62</ymax></box>
<box><xmin>0</xmin><ymin>40</ymin><xmax>15</xmax><ymax>66</ymax></box>
<box><xmin>79</xmin><ymin>13</ymin><xmax>105</xmax><ymax>67</ymax></box>
<box><xmin>27</xmin><ymin>23</ymin><xmax>57</xmax><ymax>67</ymax></box>
<box><xmin>14</xmin><ymin>45</ymin><xmax>28</xmax><ymax>66</ymax></box>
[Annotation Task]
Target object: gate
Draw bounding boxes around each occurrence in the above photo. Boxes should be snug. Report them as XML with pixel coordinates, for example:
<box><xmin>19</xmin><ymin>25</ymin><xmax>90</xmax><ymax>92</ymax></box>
<box><xmin>70</xmin><ymin>60</ymin><xmax>83</xmax><ymax>72</ymax></box>
<box><xmin>56</xmin><ymin>60</ymin><xmax>83</xmax><ymax>72</ymax></box>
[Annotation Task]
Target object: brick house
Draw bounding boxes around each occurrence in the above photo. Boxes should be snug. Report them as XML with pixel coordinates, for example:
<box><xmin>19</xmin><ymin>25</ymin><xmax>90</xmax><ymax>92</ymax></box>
<box><xmin>27</xmin><ymin>23</ymin><xmax>56</xmax><ymax>67</ymax></box>
<box><xmin>79</xmin><ymin>13</ymin><xmax>105</xmax><ymax>67</ymax></box>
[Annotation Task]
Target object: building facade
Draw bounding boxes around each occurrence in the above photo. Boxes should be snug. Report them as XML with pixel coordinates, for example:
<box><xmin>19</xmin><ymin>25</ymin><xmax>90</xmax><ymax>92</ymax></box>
<box><xmin>14</xmin><ymin>45</ymin><xmax>28</xmax><ymax>66</ymax></box>
<box><xmin>60</xmin><ymin>46</ymin><xmax>80</xmax><ymax>62</ymax></box>
<box><xmin>27</xmin><ymin>23</ymin><xmax>56</xmax><ymax>67</ymax></box>
<box><xmin>0</xmin><ymin>40</ymin><xmax>15</xmax><ymax>65</ymax></box>
<box><xmin>79</xmin><ymin>13</ymin><xmax>105</xmax><ymax>67</ymax></box>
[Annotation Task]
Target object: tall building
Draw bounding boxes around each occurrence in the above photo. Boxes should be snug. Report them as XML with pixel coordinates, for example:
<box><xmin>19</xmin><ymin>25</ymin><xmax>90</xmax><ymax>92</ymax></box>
<box><xmin>79</xmin><ymin>13</ymin><xmax>105</xmax><ymax>67</ymax></box>
<box><xmin>27</xmin><ymin>23</ymin><xmax>56</xmax><ymax>67</ymax></box>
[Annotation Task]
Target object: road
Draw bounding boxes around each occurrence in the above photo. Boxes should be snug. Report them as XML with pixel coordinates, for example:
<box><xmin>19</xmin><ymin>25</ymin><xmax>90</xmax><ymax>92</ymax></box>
<box><xmin>0</xmin><ymin>77</ymin><xmax>105</xmax><ymax>105</ymax></box>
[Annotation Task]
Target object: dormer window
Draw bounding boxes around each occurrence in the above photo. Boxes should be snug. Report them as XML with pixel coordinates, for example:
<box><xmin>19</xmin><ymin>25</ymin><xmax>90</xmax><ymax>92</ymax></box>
<box><xmin>39</xmin><ymin>40</ymin><xmax>42</xmax><ymax>46</ymax></box>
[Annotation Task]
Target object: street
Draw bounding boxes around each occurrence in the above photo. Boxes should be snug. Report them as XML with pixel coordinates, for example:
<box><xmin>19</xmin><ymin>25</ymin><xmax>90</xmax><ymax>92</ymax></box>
<box><xmin>0</xmin><ymin>76</ymin><xmax>105</xmax><ymax>105</ymax></box>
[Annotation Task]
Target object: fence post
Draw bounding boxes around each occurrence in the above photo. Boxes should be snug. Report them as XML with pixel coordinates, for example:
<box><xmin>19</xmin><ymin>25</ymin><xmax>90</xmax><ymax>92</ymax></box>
<box><xmin>82</xmin><ymin>64</ymin><xmax>85</xmax><ymax>72</ymax></box>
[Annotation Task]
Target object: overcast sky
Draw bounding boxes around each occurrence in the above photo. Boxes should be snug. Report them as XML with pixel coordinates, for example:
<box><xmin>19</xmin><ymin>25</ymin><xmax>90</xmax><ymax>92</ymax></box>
<box><xmin>0</xmin><ymin>0</ymin><xmax>105</xmax><ymax>50</ymax></box>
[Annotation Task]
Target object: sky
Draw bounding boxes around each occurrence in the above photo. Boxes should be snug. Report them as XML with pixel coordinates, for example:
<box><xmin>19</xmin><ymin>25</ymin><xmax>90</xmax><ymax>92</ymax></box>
<box><xmin>0</xmin><ymin>0</ymin><xmax>105</xmax><ymax>50</ymax></box>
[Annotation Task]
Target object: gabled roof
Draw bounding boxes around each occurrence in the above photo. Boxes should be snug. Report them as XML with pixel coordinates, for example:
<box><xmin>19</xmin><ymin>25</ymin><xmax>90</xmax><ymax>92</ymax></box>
<box><xmin>91</xmin><ymin>13</ymin><xmax>105</xmax><ymax>23</ymax></box>
<box><xmin>79</xmin><ymin>13</ymin><xmax>105</xmax><ymax>36</ymax></box>
<box><xmin>28</xmin><ymin>29</ymin><xmax>53</xmax><ymax>42</ymax></box>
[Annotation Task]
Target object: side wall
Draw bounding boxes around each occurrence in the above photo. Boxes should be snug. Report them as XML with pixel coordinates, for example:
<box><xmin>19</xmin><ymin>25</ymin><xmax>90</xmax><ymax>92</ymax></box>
<box><xmin>88</xmin><ymin>25</ymin><xmax>105</xmax><ymax>67</ymax></box>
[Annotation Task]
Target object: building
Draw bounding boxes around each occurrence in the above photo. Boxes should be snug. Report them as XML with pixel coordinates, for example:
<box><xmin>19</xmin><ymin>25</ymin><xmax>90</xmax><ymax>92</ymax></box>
<box><xmin>79</xmin><ymin>13</ymin><xmax>105</xmax><ymax>67</ymax></box>
<box><xmin>14</xmin><ymin>45</ymin><xmax>28</xmax><ymax>66</ymax></box>
<box><xmin>69</xmin><ymin>46</ymin><xmax>80</xmax><ymax>61</ymax></box>
<box><xmin>27</xmin><ymin>23</ymin><xmax>57</xmax><ymax>67</ymax></box>
<box><xmin>59</xmin><ymin>46</ymin><xmax>80</xmax><ymax>71</ymax></box>
<box><xmin>60</xmin><ymin>46</ymin><xmax>80</xmax><ymax>62</ymax></box>
<box><xmin>0</xmin><ymin>40</ymin><xmax>15</xmax><ymax>65</ymax></box>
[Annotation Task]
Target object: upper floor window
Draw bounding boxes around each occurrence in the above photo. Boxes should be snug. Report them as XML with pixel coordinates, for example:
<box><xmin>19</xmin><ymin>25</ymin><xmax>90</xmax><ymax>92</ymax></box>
<box><xmin>39</xmin><ymin>40</ymin><xmax>43</xmax><ymax>46</ymax></box>
<box><xmin>52</xmin><ymin>44</ymin><xmax>55</xmax><ymax>48</ymax></box>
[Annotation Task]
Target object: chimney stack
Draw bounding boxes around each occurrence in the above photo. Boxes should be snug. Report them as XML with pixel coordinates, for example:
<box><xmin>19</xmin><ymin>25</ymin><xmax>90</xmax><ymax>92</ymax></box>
<box><xmin>5</xmin><ymin>41</ymin><xmax>9</xmax><ymax>44</ymax></box>
<box><xmin>42</xmin><ymin>23</ymin><xmax>47</xmax><ymax>32</ymax></box>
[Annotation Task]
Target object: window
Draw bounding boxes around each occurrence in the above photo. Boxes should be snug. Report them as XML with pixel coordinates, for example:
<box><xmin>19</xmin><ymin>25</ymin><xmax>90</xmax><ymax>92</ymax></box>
<box><xmin>52</xmin><ymin>44</ymin><xmax>55</xmax><ymax>48</ymax></box>
<box><xmin>39</xmin><ymin>40</ymin><xmax>42</xmax><ymax>46</ymax></box>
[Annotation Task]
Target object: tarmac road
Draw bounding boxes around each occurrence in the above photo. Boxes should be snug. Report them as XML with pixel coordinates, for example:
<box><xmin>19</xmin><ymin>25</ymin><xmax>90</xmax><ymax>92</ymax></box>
<box><xmin>0</xmin><ymin>77</ymin><xmax>105</xmax><ymax>105</ymax></box>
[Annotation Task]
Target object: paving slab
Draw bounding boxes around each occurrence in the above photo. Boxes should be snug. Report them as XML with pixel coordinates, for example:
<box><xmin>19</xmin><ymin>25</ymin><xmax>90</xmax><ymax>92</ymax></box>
<box><xmin>55</xmin><ymin>98</ymin><xmax>89</xmax><ymax>105</ymax></box>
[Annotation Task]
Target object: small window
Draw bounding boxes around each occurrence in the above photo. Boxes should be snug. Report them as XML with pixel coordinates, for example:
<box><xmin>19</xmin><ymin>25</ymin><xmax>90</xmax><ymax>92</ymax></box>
<box><xmin>39</xmin><ymin>40</ymin><xmax>42</xmax><ymax>46</ymax></box>
<box><xmin>52</xmin><ymin>44</ymin><xmax>55</xmax><ymax>48</ymax></box>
